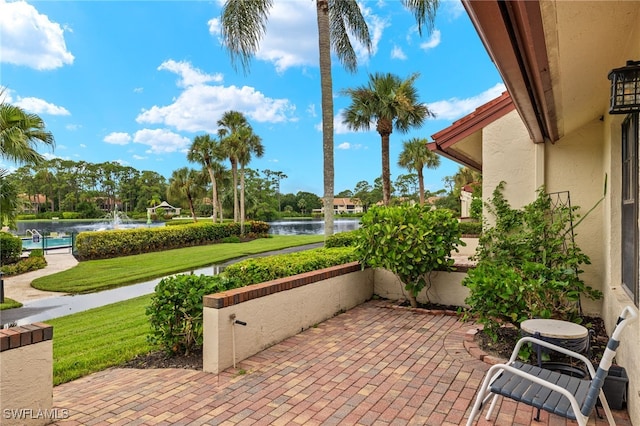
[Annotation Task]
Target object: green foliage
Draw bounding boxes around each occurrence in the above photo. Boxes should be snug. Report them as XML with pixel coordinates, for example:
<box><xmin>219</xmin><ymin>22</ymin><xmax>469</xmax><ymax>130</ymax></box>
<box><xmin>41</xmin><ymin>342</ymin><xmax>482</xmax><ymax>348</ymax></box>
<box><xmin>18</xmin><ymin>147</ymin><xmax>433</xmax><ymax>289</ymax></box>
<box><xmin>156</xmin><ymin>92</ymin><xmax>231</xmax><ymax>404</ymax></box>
<box><xmin>1</xmin><ymin>253</ymin><xmax>47</xmax><ymax>276</ymax></box>
<box><xmin>75</xmin><ymin>221</ymin><xmax>270</xmax><ymax>260</ymax></box>
<box><xmin>146</xmin><ymin>274</ymin><xmax>240</xmax><ymax>355</ymax></box>
<box><xmin>355</xmin><ymin>205</ymin><xmax>463</xmax><ymax>307</ymax></box>
<box><xmin>470</xmin><ymin>184</ymin><xmax>483</xmax><ymax>221</ymax></box>
<box><xmin>325</xmin><ymin>230</ymin><xmax>360</xmax><ymax>247</ymax></box>
<box><xmin>462</xmin><ymin>182</ymin><xmax>602</xmax><ymax>340</ymax></box>
<box><xmin>223</xmin><ymin>247</ymin><xmax>357</xmax><ymax>285</ymax></box>
<box><xmin>0</xmin><ymin>232</ymin><xmax>22</xmax><ymax>264</ymax></box>
<box><xmin>458</xmin><ymin>221</ymin><xmax>482</xmax><ymax>236</ymax></box>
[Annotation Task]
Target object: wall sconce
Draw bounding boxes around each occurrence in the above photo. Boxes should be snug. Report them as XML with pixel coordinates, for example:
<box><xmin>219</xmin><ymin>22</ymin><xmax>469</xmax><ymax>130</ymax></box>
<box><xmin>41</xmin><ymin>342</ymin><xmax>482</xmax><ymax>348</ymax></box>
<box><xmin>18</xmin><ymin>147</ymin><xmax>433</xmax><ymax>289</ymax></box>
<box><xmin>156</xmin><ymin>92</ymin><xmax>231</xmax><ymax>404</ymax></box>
<box><xmin>608</xmin><ymin>60</ymin><xmax>640</xmax><ymax>114</ymax></box>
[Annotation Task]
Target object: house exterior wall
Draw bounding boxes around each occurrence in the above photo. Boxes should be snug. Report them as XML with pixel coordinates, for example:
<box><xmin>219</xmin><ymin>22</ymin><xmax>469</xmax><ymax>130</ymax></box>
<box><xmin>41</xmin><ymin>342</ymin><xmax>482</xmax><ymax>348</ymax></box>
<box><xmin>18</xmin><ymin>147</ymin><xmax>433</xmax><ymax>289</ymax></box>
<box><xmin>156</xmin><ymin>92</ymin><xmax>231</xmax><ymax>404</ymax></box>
<box><xmin>482</xmin><ymin>110</ymin><xmax>539</xmax><ymax>214</ymax></box>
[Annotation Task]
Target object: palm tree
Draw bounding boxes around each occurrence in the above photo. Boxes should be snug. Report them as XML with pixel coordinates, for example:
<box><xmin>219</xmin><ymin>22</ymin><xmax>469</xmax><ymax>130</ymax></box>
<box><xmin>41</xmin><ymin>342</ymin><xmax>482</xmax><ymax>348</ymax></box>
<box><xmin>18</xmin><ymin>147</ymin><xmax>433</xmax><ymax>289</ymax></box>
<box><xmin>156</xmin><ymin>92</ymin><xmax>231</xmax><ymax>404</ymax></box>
<box><xmin>219</xmin><ymin>0</ymin><xmax>372</xmax><ymax>239</ymax></box>
<box><xmin>167</xmin><ymin>167</ymin><xmax>206</xmax><ymax>222</ymax></box>
<box><xmin>188</xmin><ymin>134</ymin><xmax>224</xmax><ymax>223</ymax></box>
<box><xmin>217</xmin><ymin>110</ymin><xmax>251</xmax><ymax>222</ymax></box>
<box><xmin>0</xmin><ymin>101</ymin><xmax>55</xmax><ymax>165</ymax></box>
<box><xmin>0</xmin><ymin>168</ymin><xmax>21</xmax><ymax>228</ymax></box>
<box><xmin>342</xmin><ymin>72</ymin><xmax>433</xmax><ymax>206</ymax></box>
<box><xmin>398</xmin><ymin>137</ymin><xmax>440</xmax><ymax>205</ymax></box>
<box><xmin>235</xmin><ymin>126</ymin><xmax>264</xmax><ymax>233</ymax></box>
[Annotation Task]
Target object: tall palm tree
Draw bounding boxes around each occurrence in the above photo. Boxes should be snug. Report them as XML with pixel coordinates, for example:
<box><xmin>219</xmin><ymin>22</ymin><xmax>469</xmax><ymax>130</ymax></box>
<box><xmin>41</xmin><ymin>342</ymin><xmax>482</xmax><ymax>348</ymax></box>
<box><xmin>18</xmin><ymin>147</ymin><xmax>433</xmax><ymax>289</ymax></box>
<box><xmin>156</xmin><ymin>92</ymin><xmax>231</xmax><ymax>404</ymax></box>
<box><xmin>235</xmin><ymin>126</ymin><xmax>264</xmax><ymax>233</ymax></box>
<box><xmin>219</xmin><ymin>0</ymin><xmax>372</xmax><ymax>239</ymax></box>
<box><xmin>217</xmin><ymin>110</ymin><xmax>251</xmax><ymax>222</ymax></box>
<box><xmin>188</xmin><ymin>134</ymin><xmax>224</xmax><ymax>223</ymax></box>
<box><xmin>167</xmin><ymin>167</ymin><xmax>206</xmax><ymax>222</ymax></box>
<box><xmin>0</xmin><ymin>101</ymin><xmax>55</xmax><ymax>165</ymax></box>
<box><xmin>342</xmin><ymin>72</ymin><xmax>433</xmax><ymax>206</ymax></box>
<box><xmin>398</xmin><ymin>137</ymin><xmax>440</xmax><ymax>205</ymax></box>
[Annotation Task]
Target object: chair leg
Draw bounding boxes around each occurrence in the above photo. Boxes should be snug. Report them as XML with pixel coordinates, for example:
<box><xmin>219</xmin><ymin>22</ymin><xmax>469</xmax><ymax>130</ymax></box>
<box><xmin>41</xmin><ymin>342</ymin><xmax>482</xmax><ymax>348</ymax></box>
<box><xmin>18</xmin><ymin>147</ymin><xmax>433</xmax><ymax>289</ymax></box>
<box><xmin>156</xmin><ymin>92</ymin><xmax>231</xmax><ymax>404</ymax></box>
<box><xmin>598</xmin><ymin>389</ymin><xmax>617</xmax><ymax>425</ymax></box>
<box><xmin>486</xmin><ymin>394</ymin><xmax>500</xmax><ymax>420</ymax></box>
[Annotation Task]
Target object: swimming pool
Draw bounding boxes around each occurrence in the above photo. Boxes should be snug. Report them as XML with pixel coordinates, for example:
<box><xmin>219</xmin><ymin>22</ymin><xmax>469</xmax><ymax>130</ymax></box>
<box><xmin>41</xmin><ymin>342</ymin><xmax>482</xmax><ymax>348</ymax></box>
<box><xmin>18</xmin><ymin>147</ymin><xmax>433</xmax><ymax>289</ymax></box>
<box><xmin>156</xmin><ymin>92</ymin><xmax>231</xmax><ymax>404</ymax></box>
<box><xmin>22</xmin><ymin>235</ymin><xmax>73</xmax><ymax>250</ymax></box>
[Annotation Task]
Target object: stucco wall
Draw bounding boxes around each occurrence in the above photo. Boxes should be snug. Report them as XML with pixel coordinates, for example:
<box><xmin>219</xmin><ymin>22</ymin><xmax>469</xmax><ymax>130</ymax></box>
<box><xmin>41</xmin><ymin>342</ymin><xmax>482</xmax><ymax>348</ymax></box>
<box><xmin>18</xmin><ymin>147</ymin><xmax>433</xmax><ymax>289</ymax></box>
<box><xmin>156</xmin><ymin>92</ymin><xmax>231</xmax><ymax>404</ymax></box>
<box><xmin>0</xmin><ymin>340</ymin><xmax>53</xmax><ymax>426</ymax></box>
<box><xmin>203</xmin><ymin>268</ymin><xmax>373</xmax><ymax>374</ymax></box>
<box><xmin>482</xmin><ymin>110</ymin><xmax>539</xmax><ymax>216</ymax></box>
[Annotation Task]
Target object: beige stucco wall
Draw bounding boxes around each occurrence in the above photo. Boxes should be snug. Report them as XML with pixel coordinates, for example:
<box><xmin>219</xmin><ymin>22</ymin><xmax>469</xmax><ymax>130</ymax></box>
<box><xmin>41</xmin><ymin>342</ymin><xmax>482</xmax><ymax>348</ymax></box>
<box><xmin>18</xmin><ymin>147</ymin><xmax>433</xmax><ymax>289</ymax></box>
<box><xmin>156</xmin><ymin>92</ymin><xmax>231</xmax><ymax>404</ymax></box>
<box><xmin>0</xmin><ymin>340</ymin><xmax>53</xmax><ymax>426</ymax></box>
<box><xmin>482</xmin><ymin>110</ymin><xmax>539</xmax><ymax>215</ymax></box>
<box><xmin>203</xmin><ymin>269</ymin><xmax>373</xmax><ymax>374</ymax></box>
<box><xmin>373</xmin><ymin>268</ymin><xmax>470</xmax><ymax>308</ymax></box>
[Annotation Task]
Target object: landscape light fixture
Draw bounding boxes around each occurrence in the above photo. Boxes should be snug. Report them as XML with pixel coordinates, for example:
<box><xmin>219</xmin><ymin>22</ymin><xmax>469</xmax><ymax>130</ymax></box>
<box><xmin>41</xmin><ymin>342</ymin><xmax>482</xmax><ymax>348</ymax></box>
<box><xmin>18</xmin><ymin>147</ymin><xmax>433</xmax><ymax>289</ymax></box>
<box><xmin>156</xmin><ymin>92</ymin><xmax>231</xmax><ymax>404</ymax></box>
<box><xmin>608</xmin><ymin>60</ymin><xmax>640</xmax><ymax>114</ymax></box>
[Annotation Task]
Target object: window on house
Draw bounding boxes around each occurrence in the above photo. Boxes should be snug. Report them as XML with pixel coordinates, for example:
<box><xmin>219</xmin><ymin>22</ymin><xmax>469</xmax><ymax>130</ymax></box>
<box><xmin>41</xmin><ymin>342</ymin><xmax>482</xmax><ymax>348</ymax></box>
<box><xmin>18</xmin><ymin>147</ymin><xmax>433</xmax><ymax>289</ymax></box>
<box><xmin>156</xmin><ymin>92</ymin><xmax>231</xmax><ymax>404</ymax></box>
<box><xmin>621</xmin><ymin>113</ymin><xmax>639</xmax><ymax>305</ymax></box>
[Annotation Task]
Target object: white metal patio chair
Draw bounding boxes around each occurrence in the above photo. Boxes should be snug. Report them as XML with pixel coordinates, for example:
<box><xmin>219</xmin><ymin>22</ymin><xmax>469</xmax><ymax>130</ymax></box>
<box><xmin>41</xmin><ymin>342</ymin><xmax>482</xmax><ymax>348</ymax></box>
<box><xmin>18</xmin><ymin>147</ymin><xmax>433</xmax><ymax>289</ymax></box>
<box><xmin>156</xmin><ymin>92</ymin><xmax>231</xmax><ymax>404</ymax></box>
<box><xmin>466</xmin><ymin>306</ymin><xmax>638</xmax><ymax>426</ymax></box>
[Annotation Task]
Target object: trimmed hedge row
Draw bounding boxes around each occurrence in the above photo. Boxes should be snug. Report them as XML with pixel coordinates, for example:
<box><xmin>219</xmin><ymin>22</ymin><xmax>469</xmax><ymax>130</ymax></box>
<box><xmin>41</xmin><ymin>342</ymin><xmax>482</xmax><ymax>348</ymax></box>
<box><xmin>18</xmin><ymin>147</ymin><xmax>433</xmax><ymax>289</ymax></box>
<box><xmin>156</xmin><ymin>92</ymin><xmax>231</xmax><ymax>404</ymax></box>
<box><xmin>223</xmin><ymin>246</ymin><xmax>357</xmax><ymax>285</ymax></box>
<box><xmin>1</xmin><ymin>250</ymin><xmax>47</xmax><ymax>276</ymax></box>
<box><xmin>75</xmin><ymin>221</ymin><xmax>270</xmax><ymax>260</ymax></box>
<box><xmin>325</xmin><ymin>230</ymin><xmax>360</xmax><ymax>247</ymax></box>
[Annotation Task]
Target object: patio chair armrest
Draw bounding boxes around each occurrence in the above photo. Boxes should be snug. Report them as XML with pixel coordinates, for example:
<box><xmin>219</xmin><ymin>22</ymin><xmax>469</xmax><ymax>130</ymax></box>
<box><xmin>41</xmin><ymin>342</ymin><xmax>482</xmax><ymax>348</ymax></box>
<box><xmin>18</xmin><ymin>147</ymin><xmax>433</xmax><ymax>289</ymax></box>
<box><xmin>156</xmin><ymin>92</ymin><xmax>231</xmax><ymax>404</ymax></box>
<box><xmin>508</xmin><ymin>336</ymin><xmax>596</xmax><ymax>377</ymax></box>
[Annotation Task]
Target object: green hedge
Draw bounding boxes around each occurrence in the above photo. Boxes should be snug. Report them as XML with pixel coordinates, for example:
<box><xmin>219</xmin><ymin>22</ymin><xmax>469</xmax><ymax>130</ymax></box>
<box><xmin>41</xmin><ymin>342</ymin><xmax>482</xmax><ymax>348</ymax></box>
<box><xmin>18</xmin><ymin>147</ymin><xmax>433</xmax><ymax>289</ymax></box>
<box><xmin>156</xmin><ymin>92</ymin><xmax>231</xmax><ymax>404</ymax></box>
<box><xmin>0</xmin><ymin>232</ymin><xmax>22</xmax><ymax>264</ymax></box>
<box><xmin>75</xmin><ymin>221</ymin><xmax>270</xmax><ymax>260</ymax></box>
<box><xmin>1</xmin><ymin>250</ymin><xmax>47</xmax><ymax>276</ymax></box>
<box><xmin>459</xmin><ymin>221</ymin><xmax>482</xmax><ymax>236</ymax></box>
<box><xmin>325</xmin><ymin>230</ymin><xmax>360</xmax><ymax>247</ymax></box>
<box><xmin>223</xmin><ymin>246</ymin><xmax>357</xmax><ymax>285</ymax></box>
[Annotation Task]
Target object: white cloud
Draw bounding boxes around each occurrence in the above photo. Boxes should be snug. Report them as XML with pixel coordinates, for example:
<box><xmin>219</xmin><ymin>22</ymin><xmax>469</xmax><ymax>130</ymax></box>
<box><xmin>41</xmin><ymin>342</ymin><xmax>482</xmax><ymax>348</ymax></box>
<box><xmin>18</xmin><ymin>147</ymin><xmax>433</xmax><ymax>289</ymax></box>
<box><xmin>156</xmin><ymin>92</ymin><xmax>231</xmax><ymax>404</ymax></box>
<box><xmin>133</xmin><ymin>154</ymin><xmax>147</xmax><ymax>160</ymax></box>
<box><xmin>13</xmin><ymin>96</ymin><xmax>70</xmax><ymax>115</ymax></box>
<box><xmin>0</xmin><ymin>0</ymin><xmax>74</xmax><ymax>70</ymax></box>
<box><xmin>133</xmin><ymin>128</ymin><xmax>191</xmax><ymax>154</ymax></box>
<box><xmin>337</xmin><ymin>142</ymin><xmax>363</xmax><ymax>150</ymax></box>
<box><xmin>158</xmin><ymin>60</ymin><xmax>223</xmax><ymax>88</ymax></box>
<box><xmin>420</xmin><ymin>29</ymin><xmax>441</xmax><ymax>51</ymax></box>
<box><xmin>134</xmin><ymin>87</ymin><xmax>144</xmax><ymax>93</ymax></box>
<box><xmin>307</xmin><ymin>104</ymin><xmax>317</xmax><ymax>118</ymax></box>
<box><xmin>104</xmin><ymin>132</ymin><xmax>132</xmax><ymax>145</ymax></box>
<box><xmin>428</xmin><ymin>83</ymin><xmax>507</xmax><ymax>121</ymax></box>
<box><xmin>138</xmin><ymin>60</ymin><xmax>295</xmax><ymax>132</ymax></box>
<box><xmin>444</xmin><ymin>1</ymin><xmax>466</xmax><ymax>20</ymax></box>
<box><xmin>315</xmin><ymin>109</ymin><xmax>364</xmax><ymax>135</ymax></box>
<box><xmin>66</xmin><ymin>124</ymin><xmax>81</xmax><ymax>131</ymax></box>
<box><xmin>355</xmin><ymin>2</ymin><xmax>388</xmax><ymax>62</ymax></box>
<box><xmin>79</xmin><ymin>144</ymin><xmax>86</xmax><ymax>148</ymax></box>
<box><xmin>391</xmin><ymin>45</ymin><xmax>407</xmax><ymax>60</ymax></box>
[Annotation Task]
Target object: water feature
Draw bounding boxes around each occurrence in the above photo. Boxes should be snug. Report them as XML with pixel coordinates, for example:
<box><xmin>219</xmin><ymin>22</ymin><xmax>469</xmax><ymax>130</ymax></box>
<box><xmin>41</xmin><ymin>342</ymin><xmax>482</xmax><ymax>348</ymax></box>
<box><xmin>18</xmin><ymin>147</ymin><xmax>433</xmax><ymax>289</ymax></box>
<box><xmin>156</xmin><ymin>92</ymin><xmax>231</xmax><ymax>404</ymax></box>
<box><xmin>267</xmin><ymin>218</ymin><xmax>361</xmax><ymax>235</ymax></box>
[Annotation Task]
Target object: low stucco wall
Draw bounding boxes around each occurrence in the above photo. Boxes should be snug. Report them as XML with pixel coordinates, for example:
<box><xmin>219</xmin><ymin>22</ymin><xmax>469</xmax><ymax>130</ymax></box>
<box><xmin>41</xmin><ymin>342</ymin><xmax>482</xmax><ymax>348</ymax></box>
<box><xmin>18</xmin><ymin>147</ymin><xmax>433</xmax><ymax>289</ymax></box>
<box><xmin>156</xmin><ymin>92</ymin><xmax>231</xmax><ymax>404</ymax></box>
<box><xmin>203</xmin><ymin>263</ymin><xmax>374</xmax><ymax>374</ymax></box>
<box><xmin>0</xmin><ymin>323</ymin><xmax>56</xmax><ymax>426</ymax></box>
<box><xmin>373</xmin><ymin>268</ymin><xmax>471</xmax><ymax>307</ymax></box>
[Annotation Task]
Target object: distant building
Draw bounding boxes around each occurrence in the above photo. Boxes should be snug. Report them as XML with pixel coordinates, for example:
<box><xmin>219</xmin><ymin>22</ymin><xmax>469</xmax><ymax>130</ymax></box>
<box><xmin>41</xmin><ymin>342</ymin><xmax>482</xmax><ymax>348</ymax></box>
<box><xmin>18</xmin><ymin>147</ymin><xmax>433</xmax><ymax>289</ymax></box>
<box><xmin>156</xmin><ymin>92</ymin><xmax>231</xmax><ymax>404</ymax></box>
<box><xmin>147</xmin><ymin>201</ymin><xmax>181</xmax><ymax>217</ymax></box>
<box><xmin>313</xmin><ymin>198</ymin><xmax>364</xmax><ymax>215</ymax></box>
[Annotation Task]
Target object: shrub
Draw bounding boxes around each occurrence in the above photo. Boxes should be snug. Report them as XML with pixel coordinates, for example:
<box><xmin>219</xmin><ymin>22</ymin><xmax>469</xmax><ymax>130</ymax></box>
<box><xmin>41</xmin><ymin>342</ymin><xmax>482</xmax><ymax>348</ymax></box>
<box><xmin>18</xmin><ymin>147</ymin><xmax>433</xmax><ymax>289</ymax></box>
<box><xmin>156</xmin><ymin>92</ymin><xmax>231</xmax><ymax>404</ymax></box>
<box><xmin>325</xmin><ymin>230</ymin><xmax>360</xmax><ymax>247</ymax></box>
<box><xmin>1</xmin><ymin>254</ymin><xmax>47</xmax><ymax>276</ymax></box>
<box><xmin>355</xmin><ymin>205</ymin><xmax>463</xmax><ymax>308</ymax></box>
<box><xmin>146</xmin><ymin>274</ymin><xmax>240</xmax><ymax>355</ymax></box>
<box><xmin>462</xmin><ymin>182</ymin><xmax>602</xmax><ymax>340</ymax></box>
<box><xmin>458</xmin><ymin>221</ymin><xmax>482</xmax><ymax>236</ymax></box>
<box><xmin>223</xmin><ymin>247</ymin><xmax>357</xmax><ymax>285</ymax></box>
<box><xmin>0</xmin><ymin>233</ymin><xmax>22</xmax><ymax>265</ymax></box>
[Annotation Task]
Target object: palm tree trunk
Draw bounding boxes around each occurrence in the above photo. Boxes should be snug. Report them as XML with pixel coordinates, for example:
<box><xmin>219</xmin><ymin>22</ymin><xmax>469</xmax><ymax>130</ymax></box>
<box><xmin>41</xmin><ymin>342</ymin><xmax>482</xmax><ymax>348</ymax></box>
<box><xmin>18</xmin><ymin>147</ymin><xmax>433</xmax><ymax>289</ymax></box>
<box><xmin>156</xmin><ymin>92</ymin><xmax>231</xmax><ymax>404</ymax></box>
<box><xmin>231</xmin><ymin>159</ymin><xmax>239</xmax><ymax>222</ymax></box>
<box><xmin>240</xmin><ymin>165</ymin><xmax>246</xmax><ymax>234</ymax></box>
<box><xmin>207</xmin><ymin>167</ymin><xmax>218</xmax><ymax>223</ymax></box>
<box><xmin>381</xmin><ymin>133</ymin><xmax>391</xmax><ymax>206</ymax></box>
<box><xmin>417</xmin><ymin>168</ymin><xmax>425</xmax><ymax>205</ymax></box>
<box><xmin>316</xmin><ymin>0</ymin><xmax>334</xmax><ymax>239</ymax></box>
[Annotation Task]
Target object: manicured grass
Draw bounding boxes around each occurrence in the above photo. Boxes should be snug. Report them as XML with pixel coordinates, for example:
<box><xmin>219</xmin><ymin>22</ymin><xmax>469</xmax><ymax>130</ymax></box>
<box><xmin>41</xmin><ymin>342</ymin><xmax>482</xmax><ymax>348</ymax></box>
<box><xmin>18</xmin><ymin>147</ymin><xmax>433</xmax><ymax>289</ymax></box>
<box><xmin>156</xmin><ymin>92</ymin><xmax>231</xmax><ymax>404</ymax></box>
<box><xmin>0</xmin><ymin>297</ymin><xmax>23</xmax><ymax>311</ymax></box>
<box><xmin>49</xmin><ymin>294</ymin><xmax>154</xmax><ymax>385</ymax></box>
<box><xmin>32</xmin><ymin>235</ymin><xmax>323</xmax><ymax>294</ymax></box>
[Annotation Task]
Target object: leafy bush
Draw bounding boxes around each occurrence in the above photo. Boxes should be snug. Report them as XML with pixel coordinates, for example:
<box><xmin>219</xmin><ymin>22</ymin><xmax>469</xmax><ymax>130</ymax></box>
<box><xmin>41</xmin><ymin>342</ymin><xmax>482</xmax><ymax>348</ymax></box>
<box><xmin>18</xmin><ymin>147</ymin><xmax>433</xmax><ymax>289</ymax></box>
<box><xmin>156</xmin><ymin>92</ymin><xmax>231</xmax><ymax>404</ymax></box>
<box><xmin>355</xmin><ymin>205</ymin><xmax>463</xmax><ymax>307</ymax></box>
<box><xmin>0</xmin><ymin>233</ymin><xmax>22</xmax><ymax>265</ymax></box>
<box><xmin>146</xmin><ymin>274</ymin><xmax>240</xmax><ymax>355</ymax></box>
<box><xmin>458</xmin><ymin>221</ymin><xmax>482</xmax><ymax>236</ymax></box>
<box><xmin>1</xmin><ymin>251</ymin><xmax>47</xmax><ymax>276</ymax></box>
<box><xmin>462</xmin><ymin>182</ymin><xmax>602</xmax><ymax>340</ymax></box>
<box><xmin>325</xmin><ymin>230</ymin><xmax>360</xmax><ymax>247</ymax></box>
<box><xmin>223</xmin><ymin>247</ymin><xmax>357</xmax><ymax>285</ymax></box>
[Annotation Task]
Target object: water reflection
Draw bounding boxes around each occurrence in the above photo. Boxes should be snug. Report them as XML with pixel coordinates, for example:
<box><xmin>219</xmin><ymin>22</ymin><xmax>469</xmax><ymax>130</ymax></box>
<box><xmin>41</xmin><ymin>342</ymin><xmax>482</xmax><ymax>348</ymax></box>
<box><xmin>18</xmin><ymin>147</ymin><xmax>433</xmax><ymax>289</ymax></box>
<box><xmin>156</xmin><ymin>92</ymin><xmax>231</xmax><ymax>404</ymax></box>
<box><xmin>268</xmin><ymin>218</ymin><xmax>360</xmax><ymax>235</ymax></box>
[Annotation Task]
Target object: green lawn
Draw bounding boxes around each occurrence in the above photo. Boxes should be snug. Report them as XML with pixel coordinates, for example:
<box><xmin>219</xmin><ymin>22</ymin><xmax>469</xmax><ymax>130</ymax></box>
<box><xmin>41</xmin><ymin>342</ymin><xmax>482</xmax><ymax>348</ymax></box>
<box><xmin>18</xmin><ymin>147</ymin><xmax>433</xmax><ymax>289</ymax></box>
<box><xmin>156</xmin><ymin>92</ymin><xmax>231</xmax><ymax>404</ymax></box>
<box><xmin>0</xmin><ymin>297</ymin><xmax>23</xmax><ymax>311</ymax></box>
<box><xmin>32</xmin><ymin>235</ymin><xmax>323</xmax><ymax>293</ymax></box>
<box><xmin>49</xmin><ymin>294</ymin><xmax>154</xmax><ymax>385</ymax></box>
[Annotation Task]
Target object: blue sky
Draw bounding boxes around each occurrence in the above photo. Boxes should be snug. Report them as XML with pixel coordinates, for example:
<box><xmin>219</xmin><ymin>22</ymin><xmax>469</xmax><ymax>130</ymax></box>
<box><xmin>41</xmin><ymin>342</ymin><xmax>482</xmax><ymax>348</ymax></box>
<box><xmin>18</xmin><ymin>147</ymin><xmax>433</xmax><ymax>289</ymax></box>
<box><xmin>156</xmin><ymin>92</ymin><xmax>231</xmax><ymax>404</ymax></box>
<box><xmin>0</xmin><ymin>0</ymin><xmax>504</xmax><ymax>196</ymax></box>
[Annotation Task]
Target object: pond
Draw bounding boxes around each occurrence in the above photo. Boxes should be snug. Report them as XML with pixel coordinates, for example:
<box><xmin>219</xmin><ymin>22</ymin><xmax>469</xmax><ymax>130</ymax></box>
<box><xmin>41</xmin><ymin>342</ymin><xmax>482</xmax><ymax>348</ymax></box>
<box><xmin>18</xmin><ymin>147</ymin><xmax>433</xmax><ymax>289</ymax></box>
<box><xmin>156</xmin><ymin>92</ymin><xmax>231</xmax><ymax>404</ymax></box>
<box><xmin>14</xmin><ymin>218</ymin><xmax>361</xmax><ymax>237</ymax></box>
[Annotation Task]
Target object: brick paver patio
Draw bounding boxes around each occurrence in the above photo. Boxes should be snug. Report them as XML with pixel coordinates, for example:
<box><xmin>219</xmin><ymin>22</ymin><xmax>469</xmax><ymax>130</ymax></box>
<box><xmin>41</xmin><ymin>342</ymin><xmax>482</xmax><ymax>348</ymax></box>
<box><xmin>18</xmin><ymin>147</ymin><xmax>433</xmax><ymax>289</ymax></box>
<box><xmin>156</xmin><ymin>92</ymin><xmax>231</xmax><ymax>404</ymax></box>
<box><xmin>52</xmin><ymin>300</ymin><xmax>631</xmax><ymax>425</ymax></box>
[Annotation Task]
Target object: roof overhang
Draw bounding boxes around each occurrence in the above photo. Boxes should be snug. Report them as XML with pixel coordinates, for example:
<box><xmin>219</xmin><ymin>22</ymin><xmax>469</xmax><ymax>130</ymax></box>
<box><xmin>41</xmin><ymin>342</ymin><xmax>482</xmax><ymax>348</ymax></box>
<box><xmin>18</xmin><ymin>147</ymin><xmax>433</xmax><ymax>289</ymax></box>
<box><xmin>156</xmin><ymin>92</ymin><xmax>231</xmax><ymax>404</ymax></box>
<box><xmin>429</xmin><ymin>91</ymin><xmax>515</xmax><ymax>172</ymax></box>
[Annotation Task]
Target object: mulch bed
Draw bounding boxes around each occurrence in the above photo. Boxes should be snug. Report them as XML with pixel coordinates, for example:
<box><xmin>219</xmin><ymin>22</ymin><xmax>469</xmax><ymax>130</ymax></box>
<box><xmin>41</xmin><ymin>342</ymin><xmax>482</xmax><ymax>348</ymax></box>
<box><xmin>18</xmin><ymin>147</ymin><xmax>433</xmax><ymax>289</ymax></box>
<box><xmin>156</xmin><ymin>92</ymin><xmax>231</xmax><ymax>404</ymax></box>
<box><xmin>122</xmin><ymin>348</ymin><xmax>203</xmax><ymax>370</ymax></box>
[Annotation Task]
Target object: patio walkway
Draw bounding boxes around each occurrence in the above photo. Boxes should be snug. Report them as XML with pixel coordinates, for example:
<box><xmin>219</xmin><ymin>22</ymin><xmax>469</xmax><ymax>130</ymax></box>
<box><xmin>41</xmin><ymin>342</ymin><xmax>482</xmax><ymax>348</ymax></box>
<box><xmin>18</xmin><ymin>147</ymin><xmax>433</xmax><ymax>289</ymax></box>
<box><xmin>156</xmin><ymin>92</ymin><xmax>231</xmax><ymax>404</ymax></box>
<box><xmin>52</xmin><ymin>300</ymin><xmax>631</xmax><ymax>425</ymax></box>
